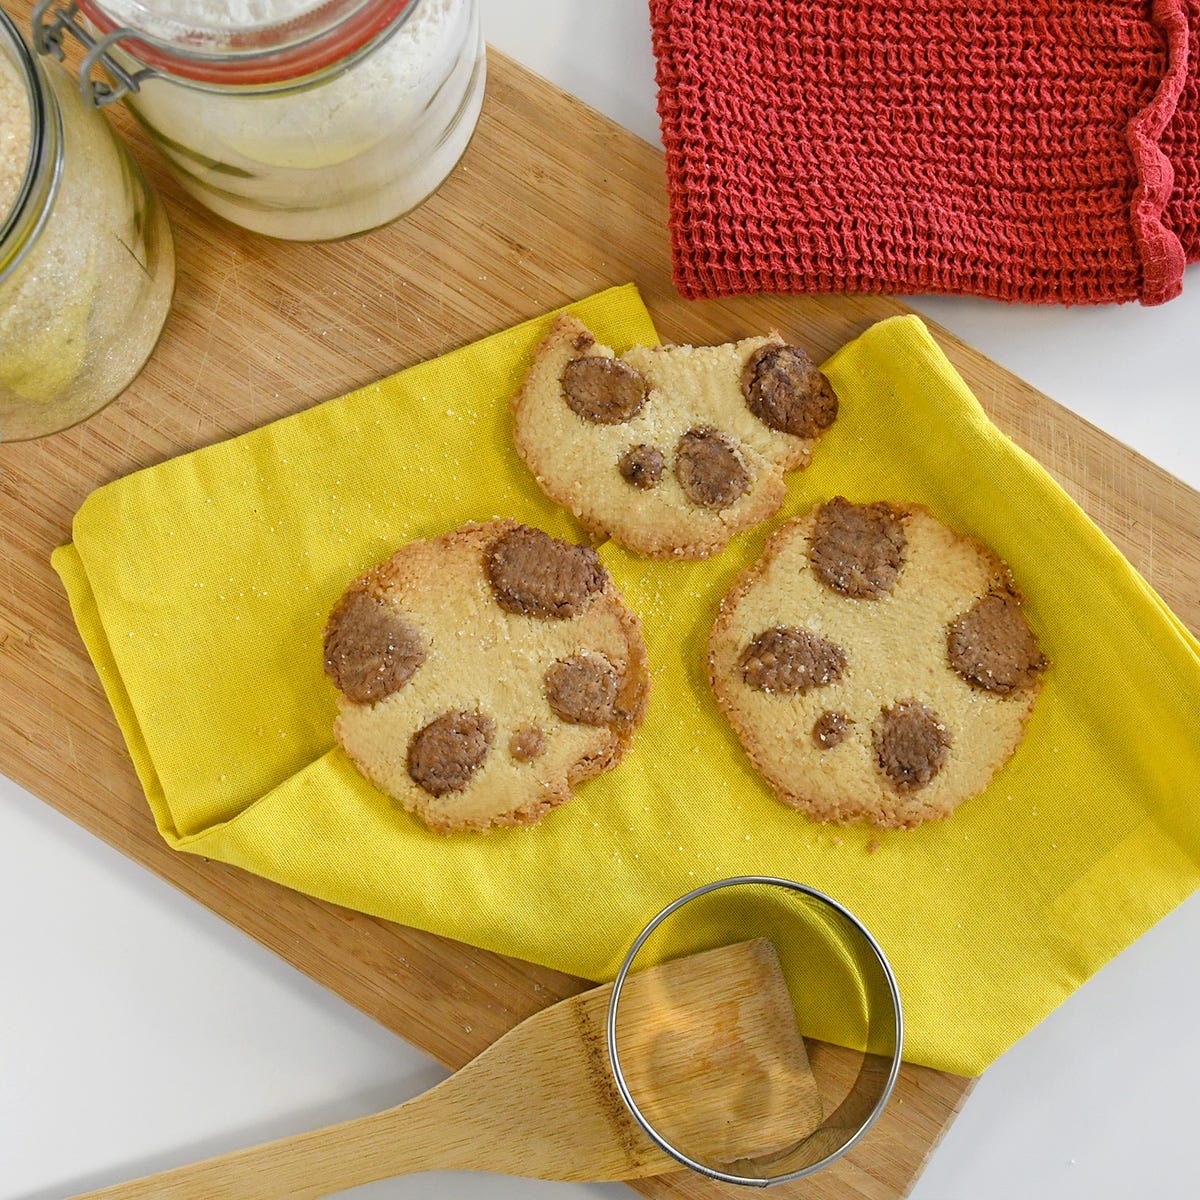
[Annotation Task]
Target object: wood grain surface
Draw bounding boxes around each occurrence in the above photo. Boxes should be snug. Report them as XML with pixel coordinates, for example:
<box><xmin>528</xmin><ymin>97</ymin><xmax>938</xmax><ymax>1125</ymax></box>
<box><xmin>3</xmin><ymin>12</ymin><xmax>1199</xmax><ymax>1199</ymax></box>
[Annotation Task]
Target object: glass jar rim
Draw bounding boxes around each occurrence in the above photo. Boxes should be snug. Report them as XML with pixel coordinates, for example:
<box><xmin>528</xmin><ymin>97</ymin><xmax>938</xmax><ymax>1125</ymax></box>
<box><xmin>79</xmin><ymin>0</ymin><xmax>416</xmax><ymax>86</ymax></box>
<box><xmin>0</xmin><ymin>8</ymin><xmax>61</xmax><ymax>285</ymax></box>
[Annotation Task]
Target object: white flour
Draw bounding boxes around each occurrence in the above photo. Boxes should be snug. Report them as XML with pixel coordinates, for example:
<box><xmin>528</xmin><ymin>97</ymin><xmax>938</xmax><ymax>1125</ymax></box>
<box><xmin>97</xmin><ymin>0</ymin><xmax>484</xmax><ymax>239</ymax></box>
<box><xmin>100</xmin><ymin>1</ymin><xmax>326</xmax><ymax>35</ymax></box>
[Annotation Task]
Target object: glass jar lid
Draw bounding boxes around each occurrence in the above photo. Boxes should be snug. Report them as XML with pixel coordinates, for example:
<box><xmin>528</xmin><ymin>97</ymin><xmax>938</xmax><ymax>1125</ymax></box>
<box><xmin>78</xmin><ymin>0</ymin><xmax>414</xmax><ymax>84</ymax></box>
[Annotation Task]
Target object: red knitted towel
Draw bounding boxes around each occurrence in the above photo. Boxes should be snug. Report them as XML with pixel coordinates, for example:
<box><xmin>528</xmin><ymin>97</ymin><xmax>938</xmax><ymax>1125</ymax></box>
<box><xmin>651</xmin><ymin>0</ymin><xmax>1197</xmax><ymax>305</ymax></box>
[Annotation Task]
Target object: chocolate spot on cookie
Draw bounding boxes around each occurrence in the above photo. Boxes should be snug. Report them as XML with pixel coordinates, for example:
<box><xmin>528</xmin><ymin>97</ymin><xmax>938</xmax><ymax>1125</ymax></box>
<box><xmin>674</xmin><ymin>426</ymin><xmax>752</xmax><ymax>510</ymax></box>
<box><xmin>872</xmin><ymin>700</ymin><xmax>951</xmax><ymax>792</ymax></box>
<box><xmin>740</xmin><ymin>626</ymin><xmax>847</xmax><ymax>695</ymax></box>
<box><xmin>743</xmin><ymin>344</ymin><xmax>838</xmax><ymax>438</ymax></box>
<box><xmin>618</xmin><ymin>443</ymin><xmax>664</xmax><ymax>489</ymax></box>
<box><xmin>809</xmin><ymin>496</ymin><xmax>907</xmax><ymax>599</ymax></box>
<box><xmin>323</xmin><ymin>588</ymin><xmax>425</xmax><ymax>704</ymax></box>
<box><xmin>561</xmin><ymin>355</ymin><xmax>647</xmax><ymax>424</ymax></box>
<box><xmin>545</xmin><ymin>653</ymin><xmax>622</xmax><ymax>726</ymax></box>
<box><xmin>509</xmin><ymin>725</ymin><xmax>547</xmax><ymax>762</ymax></box>
<box><xmin>485</xmin><ymin>525</ymin><xmax>607</xmax><ymax>620</ymax></box>
<box><xmin>947</xmin><ymin>592</ymin><xmax>1047</xmax><ymax>694</ymax></box>
<box><xmin>407</xmin><ymin>709</ymin><xmax>495</xmax><ymax>797</ymax></box>
<box><xmin>812</xmin><ymin>709</ymin><xmax>852</xmax><ymax>749</ymax></box>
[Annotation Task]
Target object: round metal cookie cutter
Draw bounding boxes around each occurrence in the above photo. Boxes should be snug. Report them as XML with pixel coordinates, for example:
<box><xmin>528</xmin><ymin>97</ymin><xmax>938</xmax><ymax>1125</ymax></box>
<box><xmin>605</xmin><ymin>876</ymin><xmax>904</xmax><ymax>1188</ymax></box>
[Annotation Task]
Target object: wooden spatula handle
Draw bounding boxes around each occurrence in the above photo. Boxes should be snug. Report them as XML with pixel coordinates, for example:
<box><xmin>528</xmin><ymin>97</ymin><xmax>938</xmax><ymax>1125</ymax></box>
<box><xmin>71</xmin><ymin>1092</ymin><xmax>450</xmax><ymax>1200</ymax></box>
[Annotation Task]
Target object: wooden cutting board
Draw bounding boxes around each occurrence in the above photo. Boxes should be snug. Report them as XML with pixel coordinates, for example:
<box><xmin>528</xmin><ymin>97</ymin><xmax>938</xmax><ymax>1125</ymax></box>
<box><xmin>4</xmin><ymin>9</ymin><xmax>1200</xmax><ymax>1196</ymax></box>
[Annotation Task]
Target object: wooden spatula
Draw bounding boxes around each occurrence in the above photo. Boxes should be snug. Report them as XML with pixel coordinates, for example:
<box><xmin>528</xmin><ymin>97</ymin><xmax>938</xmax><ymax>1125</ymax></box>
<box><xmin>72</xmin><ymin>938</ymin><xmax>823</xmax><ymax>1199</ymax></box>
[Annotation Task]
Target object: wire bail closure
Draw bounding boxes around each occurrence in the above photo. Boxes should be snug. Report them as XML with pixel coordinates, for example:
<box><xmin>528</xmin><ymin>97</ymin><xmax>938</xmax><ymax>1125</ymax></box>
<box><xmin>32</xmin><ymin>0</ymin><xmax>156</xmax><ymax>108</ymax></box>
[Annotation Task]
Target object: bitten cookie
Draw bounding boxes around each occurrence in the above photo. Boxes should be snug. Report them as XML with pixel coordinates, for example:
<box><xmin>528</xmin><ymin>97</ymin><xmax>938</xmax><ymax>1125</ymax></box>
<box><xmin>323</xmin><ymin>520</ymin><xmax>650</xmax><ymax>833</ymax></box>
<box><xmin>511</xmin><ymin>313</ymin><xmax>838</xmax><ymax>558</ymax></box>
<box><xmin>708</xmin><ymin>497</ymin><xmax>1047</xmax><ymax>829</ymax></box>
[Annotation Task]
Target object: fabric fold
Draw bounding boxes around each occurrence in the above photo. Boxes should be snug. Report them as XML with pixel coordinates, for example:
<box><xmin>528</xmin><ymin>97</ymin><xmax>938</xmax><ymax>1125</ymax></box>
<box><xmin>1128</xmin><ymin>0</ymin><xmax>1190</xmax><ymax>302</ymax></box>
<box><xmin>1163</xmin><ymin>1</ymin><xmax>1200</xmax><ymax>257</ymax></box>
<box><xmin>53</xmin><ymin>285</ymin><xmax>1200</xmax><ymax>1076</ymax></box>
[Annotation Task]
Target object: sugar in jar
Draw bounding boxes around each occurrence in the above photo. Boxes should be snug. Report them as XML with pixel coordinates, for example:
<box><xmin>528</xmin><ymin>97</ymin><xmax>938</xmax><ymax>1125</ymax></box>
<box><xmin>35</xmin><ymin>0</ymin><xmax>486</xmax><ymax>241</ymax></box>
<box><xmin>0</xmin><ymin>6</ymin><xmax>174</xmax><ymax>441</ymax></box>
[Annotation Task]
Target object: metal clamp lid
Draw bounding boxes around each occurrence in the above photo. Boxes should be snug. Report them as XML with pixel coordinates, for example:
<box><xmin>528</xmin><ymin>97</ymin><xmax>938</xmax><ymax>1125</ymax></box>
<box><xmin>32</xmin><ymin>1</ymin><xmax>157</xmax><ymax>108</ymax></box>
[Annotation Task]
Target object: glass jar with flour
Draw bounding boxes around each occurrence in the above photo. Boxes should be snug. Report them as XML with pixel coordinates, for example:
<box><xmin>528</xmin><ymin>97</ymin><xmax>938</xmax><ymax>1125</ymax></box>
<box><xmin>0</xmin><ymin>7</ymin><xmax>174</xmax><ymax>441</ymax></box>
<box><xmin>34</xmin><ymin>0</ymin><xmax>486</xmax><ymax>241</ymax></box>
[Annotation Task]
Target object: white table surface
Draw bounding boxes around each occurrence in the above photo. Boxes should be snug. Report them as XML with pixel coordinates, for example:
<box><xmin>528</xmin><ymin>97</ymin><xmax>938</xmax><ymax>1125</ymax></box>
<box><xmin>4</xmin><ymin>3</ymin><xmax>1199</xmax><ymax>1198</ymax></box>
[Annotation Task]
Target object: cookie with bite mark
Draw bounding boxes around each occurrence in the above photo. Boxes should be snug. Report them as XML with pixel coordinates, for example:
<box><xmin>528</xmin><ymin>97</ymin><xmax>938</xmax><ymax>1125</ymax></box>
<box><xmin>511</xmin><ymin>313</ymin><xmax>838</xmax><ymax>558</ymax></box>
<box><xmin>708</xmin><ymin>497</ymin><xmax>1047</xmax><ymax>829</ymax></box>
<box><xmin>323</xmin><ymin>520</ymin><xmax>650</xmax><ymax>832</ymax></box>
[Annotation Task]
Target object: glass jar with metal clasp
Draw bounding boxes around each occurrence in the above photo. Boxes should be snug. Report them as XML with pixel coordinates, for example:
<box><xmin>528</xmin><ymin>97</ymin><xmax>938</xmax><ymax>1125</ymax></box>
<box><xmin>33</xmin><ymin>0</ymin><xmax>487</xmax><ymax>242</ymax></box>
<box><xmin>0</xmin><ymin>5</ymin><xmax>174</xmax><ymax>441</ymax></box>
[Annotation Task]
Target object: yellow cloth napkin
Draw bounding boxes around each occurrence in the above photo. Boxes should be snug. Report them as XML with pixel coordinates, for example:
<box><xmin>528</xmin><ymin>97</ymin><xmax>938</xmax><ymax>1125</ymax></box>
<box><xmin>53</xmin><ymin>284</ymin><xmax>1200</xmax><ymax>1077</ymax></box>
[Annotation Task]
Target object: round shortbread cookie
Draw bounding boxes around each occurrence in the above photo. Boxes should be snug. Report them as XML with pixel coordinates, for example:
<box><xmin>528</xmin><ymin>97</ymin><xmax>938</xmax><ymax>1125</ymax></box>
<box><xmin>511</xmin><ymin>313</ymin><xmax>837</xmax><ymax>559</ymax></box>
<box><xmin>323</xmin><ymin>520</ymin><xmax>650</xmax><ymax>833</ymax></box>
<box><xmin>708</xmin><ymin>498</ymin><xmax>1047</xmax><ymax>829</ymax></box>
